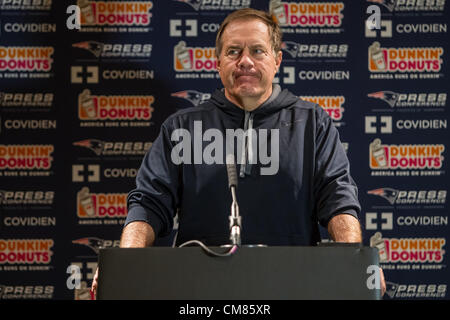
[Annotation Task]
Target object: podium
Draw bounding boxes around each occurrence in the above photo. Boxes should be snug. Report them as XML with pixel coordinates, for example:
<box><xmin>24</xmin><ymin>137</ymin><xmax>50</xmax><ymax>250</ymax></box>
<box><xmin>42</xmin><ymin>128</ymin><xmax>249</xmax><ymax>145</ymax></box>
<box><xmin>97</xmin><ymin>245</ymin><xmax>381</xmax><ymax>300</ymax></box>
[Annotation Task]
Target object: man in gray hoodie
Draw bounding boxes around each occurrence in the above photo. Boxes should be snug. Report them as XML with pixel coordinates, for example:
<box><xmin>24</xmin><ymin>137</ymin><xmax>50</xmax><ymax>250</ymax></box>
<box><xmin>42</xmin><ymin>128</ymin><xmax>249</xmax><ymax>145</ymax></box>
<box><xmin>92</xmin><ymin>8</ymin><xmax>385</xmax><ymax>296</ymax></box>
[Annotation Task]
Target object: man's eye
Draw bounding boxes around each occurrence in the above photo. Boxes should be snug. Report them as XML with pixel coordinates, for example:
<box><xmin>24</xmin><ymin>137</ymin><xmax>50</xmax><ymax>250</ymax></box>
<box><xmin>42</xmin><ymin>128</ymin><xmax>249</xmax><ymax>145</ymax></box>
<box><xmin>227</xmin><ymin>49</ymin><xmax>240</xmax><ymax>56</ymax></box>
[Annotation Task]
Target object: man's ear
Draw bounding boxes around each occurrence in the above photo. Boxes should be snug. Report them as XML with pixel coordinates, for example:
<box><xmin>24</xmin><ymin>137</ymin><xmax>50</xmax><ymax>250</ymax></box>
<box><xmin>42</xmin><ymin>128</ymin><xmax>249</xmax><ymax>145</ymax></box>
<box><xmin>275</xmin><ymin>50</ymin><xmax>282</xmax><ymax>73</ymax></box>
<box><xmin>217</xmin><ymin>59</ymin><xmax>221</xmax><ymax>72</ymax></box>
<box><xmin>275</xmin><ymin>50</ymin><xmax>282</xmax><ymax>69</ymax></box>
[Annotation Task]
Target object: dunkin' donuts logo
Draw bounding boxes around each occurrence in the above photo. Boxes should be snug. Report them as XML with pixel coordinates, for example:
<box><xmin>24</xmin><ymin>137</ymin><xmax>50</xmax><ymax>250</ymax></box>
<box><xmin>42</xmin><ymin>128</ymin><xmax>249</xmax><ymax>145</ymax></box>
<box><xmin>369</xmin><ymin>139</ymin><xmax>445</xmax><ymax>170</ymax></box>
<box><xmin>78</xmin><ymin>0</ymin><xmax>153</xmax><ymax>26</ymax></box>
<box><xmin>78</xmin><ymin>89</ymin><xmax>154</xmax><ymax>121</ymax></box>
<box><xmin>370</xmin><ymin>233</ymin><xmax>445</xmax><ymax>264</ymax></box>
<box><xmin>77</xmin><ymin>187</ymin><xmax>127</xmax><ymax>218</ymax></box>
<box><xmin>299</xmin><ymin>96</ymin><xmax>345</xmax><ymax>121</ymax></box>
<box><xmin>0</xmin><ymin>145</ymin><xmax>54</xmax><ymax>170</ymax></box>
<box><xmin>0</xmin><ymin>47</ymin><xmax>54</xmax><ymax>72</ymax></box>
<box><xmin>0</xmin><ymin>239</ymin><xmax>54</xmax><ymax>264</ymax></box>
<box><xmin>269</xmin><ymin>0</ymin><xmax>344</xmax><ymax>27</ymax></box>
<box><xmin>368</xmin><ymin>42</ymin><xmax>443</xmax><ymax>73</ymax></box>
<box><xmin>174</xmin><ymin>41</ymin><xmax>217</xmax><ymax>72</ymax></box>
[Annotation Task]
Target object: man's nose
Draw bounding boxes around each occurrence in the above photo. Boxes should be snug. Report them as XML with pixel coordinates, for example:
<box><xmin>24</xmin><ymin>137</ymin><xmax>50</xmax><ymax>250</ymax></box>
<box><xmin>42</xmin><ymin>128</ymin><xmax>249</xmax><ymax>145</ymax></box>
<box><xmin>237</xmin><ymin>49</ymin><xmax>254</xmax><ymax>69</ymax></box>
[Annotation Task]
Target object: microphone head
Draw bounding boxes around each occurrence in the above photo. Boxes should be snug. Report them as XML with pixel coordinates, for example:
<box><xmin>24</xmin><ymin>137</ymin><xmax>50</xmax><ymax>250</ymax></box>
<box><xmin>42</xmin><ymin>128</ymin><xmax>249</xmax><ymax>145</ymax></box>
<box><xmin>226</xmin><ymin>154</ymin><xmax>238</xmax><ymax>188</ymax></box>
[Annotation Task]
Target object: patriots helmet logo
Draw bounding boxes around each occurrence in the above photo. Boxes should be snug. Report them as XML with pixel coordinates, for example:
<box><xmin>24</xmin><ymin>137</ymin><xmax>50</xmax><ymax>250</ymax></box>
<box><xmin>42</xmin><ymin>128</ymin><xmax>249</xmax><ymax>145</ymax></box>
<box><xmin>281</xmin><ymin>41</ymin><xmax>300</xmax><ymax>58</ymax></box>
<box><xmin>367</xmin><ymin>0</ymin><xmax>397</xmax><ymax>12</ymax></box>
<box><xmin>368</xmin><ymin>91</ymin><xmax>399</xmax><ymax>108</ymax></box>
<box><xmin>174</xmin><ymin>0</ymin><xmax>202</xmax><ymax>11</ymax></box>
<box><xmin>72</xmin><ymin>237</ymin><xmax>105</xmax><ymax>255</ymax></box>
<box><xmin>73</xmin><ymin>139</ymin><xmax>105</xmax><ymax>156</ymax></box>
<box><xmin>367</xmin><ymin>187</ymin><xmax>399</xmax><ymax>205</ymax></box>
<box><xmin>73</xmin><ymin>41</ymin><xmax>104</xmax><ymax>58</ymax></box>
<box><xmin>385</xmin><ymin>281</ymin><xmax>399</xmax><ymax>298</ymax></box>
<box><xmin>171</xmin><ymin>90</ymin><xmax>210</xmax><ymax>107</ymax></box>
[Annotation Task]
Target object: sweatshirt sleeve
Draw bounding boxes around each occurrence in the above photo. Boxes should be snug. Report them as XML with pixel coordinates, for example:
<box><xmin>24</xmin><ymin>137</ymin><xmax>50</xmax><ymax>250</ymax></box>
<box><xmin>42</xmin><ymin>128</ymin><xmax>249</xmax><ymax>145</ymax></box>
<box><xmin>125</xmin><ymin>121</ymin><xmax>180</xmax><ymax>237</ymax></box>
<box><xmin>313</xmin><ymin>106</ymin><xmax>361</xmax><ymax>227</ymax></box>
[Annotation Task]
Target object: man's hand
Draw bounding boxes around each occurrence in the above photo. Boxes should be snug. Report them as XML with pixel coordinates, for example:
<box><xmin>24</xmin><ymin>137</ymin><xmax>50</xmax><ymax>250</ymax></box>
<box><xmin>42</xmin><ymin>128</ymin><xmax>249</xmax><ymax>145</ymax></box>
<box><xmin>379</xmin><ymin>267</ymin><xmax>386</xmax><ymax>297</ymax></box>
<box><xmin>90</xmin><ymin>267</ymin><xmax>99</xmax><ymax>299</ymax></box>
<box><xmin>328</xmin><ymin>214</ymin><xmax>386</xmax><ymax>297</ymax></box>
<box><xmin>90</xmin><ymin>221</ymin><xmax>155</xmax><ymax>298</ymax></box>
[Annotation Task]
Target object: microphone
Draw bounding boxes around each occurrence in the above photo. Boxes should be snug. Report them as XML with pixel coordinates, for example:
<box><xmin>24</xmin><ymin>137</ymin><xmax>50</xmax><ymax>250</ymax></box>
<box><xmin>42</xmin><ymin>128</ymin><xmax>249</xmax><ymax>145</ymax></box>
<box><xmin>226</xmin><ymin>154</ymin><xmax>242</xmax><ymax>246</ymax></box>
<box><xmin>226</xmin><ymin>154</ymin><xmax>238</xmax><ymax>189</ymax></box>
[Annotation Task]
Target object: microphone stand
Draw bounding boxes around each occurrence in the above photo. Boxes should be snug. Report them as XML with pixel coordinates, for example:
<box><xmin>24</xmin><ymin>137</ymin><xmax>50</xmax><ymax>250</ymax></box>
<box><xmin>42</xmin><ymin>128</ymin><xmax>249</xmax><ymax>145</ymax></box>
<box><xmin>229</xmin><ymin>184</ymin><xmax>242</xmax><ymax>247</ymax></box>
<box><xmin>178</xmin><ymin>155</ymin><xmax>241</xmax><ymax>257</ymax></box>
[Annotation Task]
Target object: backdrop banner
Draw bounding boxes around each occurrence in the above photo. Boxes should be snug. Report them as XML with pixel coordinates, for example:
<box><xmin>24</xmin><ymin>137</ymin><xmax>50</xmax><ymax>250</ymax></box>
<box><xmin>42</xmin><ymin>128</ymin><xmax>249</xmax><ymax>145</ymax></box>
<box><xmin>0</xmin><ymin>0</ymin><xmax>448</xmax><ymax>300</ymax></box>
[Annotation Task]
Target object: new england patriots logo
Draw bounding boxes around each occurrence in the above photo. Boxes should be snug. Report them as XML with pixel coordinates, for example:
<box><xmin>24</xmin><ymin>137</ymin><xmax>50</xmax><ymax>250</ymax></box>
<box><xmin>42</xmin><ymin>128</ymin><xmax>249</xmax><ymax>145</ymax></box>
<box><xmin>171</xmin><ymin>90</ymin><xmax>211</xmax><ymax>107</ymax></box>
<box><xmin>72</xmin><ymin>41</ymin><xmax>104</xmax><ymax>58</ymax></box>
<box><xmin>368</xmin><ymin>91</ymin><xmax>400</xmax><ymax>108</ymax></box>
<box><xmin>281</xmin><ymin>41</ymin><xmax>300</xmax><ymax>58</ymax></box>
<box><xmin>173</xmin><ymin>0</ymin><xmax>202</xmax><ymax>11</ymax></box>
<box><xmin>385</xmin><ymin>281</ymin><xmax>399</xmax><ymax>298</ymax></box>
<box><xmin>367</xmin><ymin>188</ymin><xmax>399</xmax><ymax>205</ymax></box>
<box><xmin>367</xmin><ymin>0</ymin><xmax>397</xmax><ymax>12</ymax></box>
<box><xmin>72</xmin><ymin>237</ymin><xmax>105</xmax><ymax>255</ymax></box>
<box><xmin>73</xmin><ymin>139</ymin><xmax>105</xmax><ymax>156</ymax></box>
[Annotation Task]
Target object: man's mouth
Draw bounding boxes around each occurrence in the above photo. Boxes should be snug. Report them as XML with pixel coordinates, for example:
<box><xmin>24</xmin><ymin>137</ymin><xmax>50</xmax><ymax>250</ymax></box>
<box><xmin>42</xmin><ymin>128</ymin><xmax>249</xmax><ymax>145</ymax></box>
<box><xmin>234</xmin><ymin>71</ymin><xmax>259</xmax><ymax>79</ymax></box>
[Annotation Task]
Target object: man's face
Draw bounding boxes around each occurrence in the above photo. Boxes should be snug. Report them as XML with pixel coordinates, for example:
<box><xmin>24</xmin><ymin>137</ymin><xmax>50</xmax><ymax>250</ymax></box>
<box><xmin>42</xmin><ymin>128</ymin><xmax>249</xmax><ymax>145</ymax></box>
<box><xmin>217</xmin><ymin>18</ymin><xmax>282</xmax><ymax>106</ymax></box>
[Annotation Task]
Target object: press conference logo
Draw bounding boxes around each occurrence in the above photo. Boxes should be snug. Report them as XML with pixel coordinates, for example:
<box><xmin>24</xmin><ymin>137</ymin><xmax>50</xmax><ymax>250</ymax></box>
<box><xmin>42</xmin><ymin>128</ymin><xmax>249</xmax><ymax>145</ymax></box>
<box><xmin>0</xmin><ymin>285</ymin><xmax>54</xmax><ymax>300</ymax></box>
<box><xmin>0</xmin><ymin>0</ymin><xmax>52</xmax><ymax>10</ymax></box>
<box><xmin>282</xmin><ymin>42</ymin><xmax>348</xmax><ymax>59</ymax></box>
<box><xmin>72</xmin><ymin>41</ymin><xmax>152</xmax><ymax>59</ymax></box>
<box><xmin>384</xmin><ymin>282</ymin><xmax>447</xmax><ymax>299</ymax></box>
<box><xmin>173</xmin><ymin>0</ymin><xmax>251</xmax><ymax>11</ymax></box>
<box><xmin>368</xmin><ymin>187</ymin><xmax>447</xmax><ymax>205</ymax></box>
<box><xmin>368</xmin><ymin>91</ymin><xmax>447</xmax><ymax>108</ymax></box>
<box><xmin>0</xmin><ymin>190</ymin><xmax>55</xmax><ymax>206</ymax></box>
<box><xmin>73</xmin><ymin>139</ymin><xmax>152</xmax><ymax>156</ymax></box>
<box><xmin>0</xmin><ymin>92</ymin><xmax>54</xmax><ymax>108</ymax></box>
<box><xmin>367</xmin><ymin>0</ymin><xmax>445</xmax><ymax>12</ymax></box>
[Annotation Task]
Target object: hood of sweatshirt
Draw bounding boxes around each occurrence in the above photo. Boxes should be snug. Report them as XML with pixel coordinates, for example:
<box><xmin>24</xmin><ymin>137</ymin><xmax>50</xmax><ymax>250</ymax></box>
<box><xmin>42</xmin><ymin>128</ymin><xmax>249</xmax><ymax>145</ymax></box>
<box><xmin>208</xmin><ymin>84</ymin><xmax>301</xmax><ymax>118</ymax></box>
<box><xmin>207</xmin><ymin>84</ymin><xmax>301</xmax><ymax>178</ymax></box>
